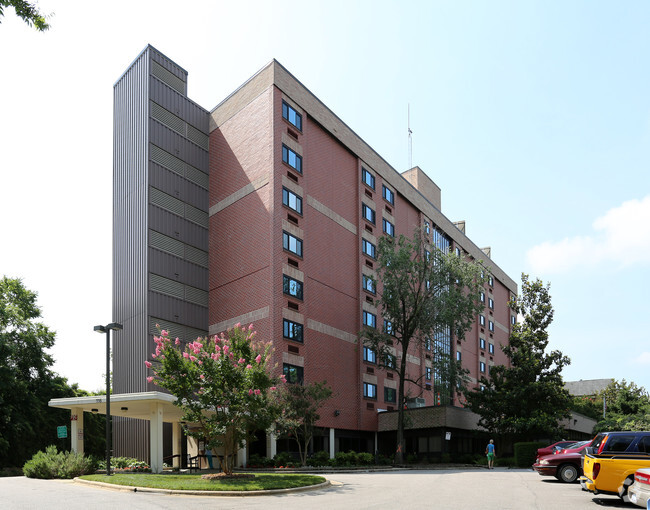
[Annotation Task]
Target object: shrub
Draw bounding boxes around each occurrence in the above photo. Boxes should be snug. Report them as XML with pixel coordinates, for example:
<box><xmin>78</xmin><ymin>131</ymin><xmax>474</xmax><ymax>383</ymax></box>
<box><xmin>307</xmin><ymin>450</ymin><xmax>331</xmax><ymax>467</ymax></box>
<box><xmin>514</xmin><ymin>442</ymin><xmax>547</xmax><ymax>468</ymax></box>
<box><xmin>495</xmin><ymin>456</ymin><xmax>515</xmax><ymax>467</ymax></box>
<box><xmin>333</xmin><ymin>451</ymin><xmax>358</xmax><ymax>466</ymax></box>
<box><xmin>356</xmin><ymin>452</ymin><xmax>374</xmax><ymax>466</ymax></box>
<box><xmin>23</xmin><ymin>445</ymin><xmax>97</xmax><ymax>479</ymax></box>
<box><xmin>273</xmin><ymin>451</ymin><xmax>297</xmax><ymax>468</ymax></box>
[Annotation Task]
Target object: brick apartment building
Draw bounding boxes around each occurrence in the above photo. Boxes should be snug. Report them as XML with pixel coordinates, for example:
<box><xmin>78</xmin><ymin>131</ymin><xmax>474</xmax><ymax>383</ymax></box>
<box><xmin>112</xmin><ymin>45</ymin><xmax>518</xmax><ymax>463</ymax></box>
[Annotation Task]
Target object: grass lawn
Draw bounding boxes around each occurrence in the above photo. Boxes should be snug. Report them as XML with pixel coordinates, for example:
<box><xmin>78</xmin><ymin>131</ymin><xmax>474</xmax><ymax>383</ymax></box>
<box><xmin>80</xmin><ymin>473</ymin><xmax>326</xmax><ymax>491</ymax></box>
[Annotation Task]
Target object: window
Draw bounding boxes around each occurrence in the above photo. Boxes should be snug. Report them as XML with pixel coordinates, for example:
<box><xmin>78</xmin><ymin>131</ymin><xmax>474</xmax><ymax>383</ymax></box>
<box><xmin>283</xmin><ymin>231</ymin><xmax>303</xmax><ymax>257</ymax></box>
<box><xmin>488</xmin><ymin>298</ymin><xmax>494</xmax><ymax>310</ymax></box>
<box><xmin>283</xmin><ymin>319</ymin><xmax>303</xmax><ymax>343</ymax></box>
<box><xmin>456</xmin><ymin>351</ymin><xmax>462</xmax><ymax>361</ymax></box>
<box><xmin>283</xmin><ymin>275</ymin><xmax>303</xmax><ymax>300</ymax></box>
<box><xmin>488</xmin><ymin>343</ymin><xmax>495</xmax><ymax>355</ymax></box>
<box><xmin>282</xmin><ymin>145</ymin><xmax>302</xmax><ymax>173</ymax></box>
<box><xmin>363</xmin><ymin>311</ymin><xmax>376</xmax><ymax>328</ymax></box>
<box><xmin>424</xmin><ymin>221</ymin><xmax>430</xmax><ymax>235</ymax></box>
<box><xmin>362</xmin><ymin>203</ymin><xmax>376</xmax><ymax>224</ymax></box>
<box><xmin>488</xmin><ymin>276</ymin><xmax>494</xmax><ymax>287</ymax></box>
<box><xmin>282</xmin><ymin>187</ymin><xmax>302</xmax><ymax>214</ymax></box>
<box><xmin>455</xmin><ymin>247</ymin><xmax>461</xmax><ymax>257</ymax></box>
<box><xmin>383</xmin><ymin>218</ymin><xmax>395</xmax><ymax>237</ymax></box>
<box><xmin>362</xmin><ymin>239</ymin><xmax>376</xmax><ymax>259</ymax></box>
<box><xmin>479</xmin><ymin>314</ymin><xmax>486</xmax><ymax>326</ymax></box>
<box><xmin>384</xmin><ymin>387</ymin><xmax>396</xmax><ymax>403</ymax></box>
<box><xmin>425</xmin><ymin>249</ymin><xmax>430</xmax><ymax>261</ymax></box>
<box><xmin>480</xmin><ymin>362</ymin><xmax>486</xmax><ymax>373</ymax></box>
<box><xmin>425</xmin><ymin>337</ymin><xmax>431</xmax><ymax>351</ymax></box>
<box><xmin>386</xmin><ymin>353</ymin><xmax>396</xmax><ymax>369</ymax></box>
<box><xmin>511</xmin><ymin>315</ymin><xmax>517</xmax><ymax>325</ymax></box>
<box><xmin>383</xmin><ymin>319</ymin><xmax>393</xmax><ymax>335</ymax></box>
<box><xmin>488</xmin><ymin>320</ymin><xmax>494</xmax><ymax>332</ymax></box>
<box><xmin>363</xmin><ymin>347</ymin><xmax>376</xmax><ymax>363</ymax></box>
<box><xmin>362</xmin><ymin>168</ymin><xmax>375</xmax><ymax>190</ymax></box>
<box><xmin>426</xmin><ymin>367</ymin><xmax>432</xmax><ymax>381</ymax></box>
<box><xmin>283</xmin><ymin>363</ymin><xmax>304</xmax><ymax>384</ymax></box>
<box><xmin>479</xmin><ymin>338</ymin><xmax>486</xmax><ymax>350</ymax></box>
<box><xmin>363</xmin><ymin>382</ymin><xmax>377</xmax><ymax>399</ymax></box>
<box><xmin>282</xmin><ymin>101</ymin><xmax>302</xmax><ymax>131</ymax></box>
<box><xmin>382</xmin><ymin>185</ymin><xmax>394</xmax><ymax>205</ymax></box>
<box><xmin>362</xmin><ymin>275</ymin><xmax>375</xmax><ymax>294</ymax></box>
<box><xmin>480</xmin><ymin>292</ymin><xmax>485</xmax><ymax>303</ymax></box>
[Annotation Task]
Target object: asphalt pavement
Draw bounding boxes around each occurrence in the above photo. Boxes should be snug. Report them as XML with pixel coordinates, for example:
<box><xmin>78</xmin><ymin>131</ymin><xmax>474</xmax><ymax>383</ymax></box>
<box><xmin>0</xmin><ymin>468</ymin><xmax>632</xmax><ymax>510</ymax></box>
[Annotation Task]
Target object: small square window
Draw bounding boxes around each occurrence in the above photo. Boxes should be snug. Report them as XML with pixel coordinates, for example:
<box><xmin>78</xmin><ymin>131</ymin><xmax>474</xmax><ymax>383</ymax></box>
<box><xmin>282</xmin><ymin>187</ymin><xmax>302</xmax><ymax>215</ymax></box>
<box><xmin>363</xmin><ymin>346</ymin><xmax>376</xmax><ymax>364</ymax></box>
<box><xmin>362</xmin><ymin>239</ymin><xmax>376</xmax><ymax>259</ymax></box>
<box><xmin>362</xmin><ymin>275</ymin><xmax>375</xmax><ymax>294</ymax></box>
<box><xmin>363</xmin><ymin>311</ymin><xmax>376</xmax><ymax>328</ymax></box>
<box><xmin>283</xmin><ymin>231</ymin><xmax>303</xmax><ymax>257</ymax></box>
<box><xmin>282</xmin><ymin>101</ymin><xmax>302</xmax><ymax>131</ymax></box>
<box><xmin>362</xmin><ymin>168</ymin><xmax>375</xmax><ymax>190</ymax></box>
<box><xmin>362</xmin><ymin>203</ymin><xmax>376</xmax><ymax>224</ymax></box>
<box><xmin>364</xmin><ymin>382</ymin><xmax>377</xmax><ymax>399</ymax></box>
<box><xmin>282</xmin><ymin>145</ymin><xmax>302</xmax><ymax>173</ymax></box>
<box><xmin>283</xmin><ymin>319</ymin><xmax>303</xmax><ymax>343</ymax></box>
<box><xmin>283</xmin><ymin>275</ymin><xmax>303</xmax><ymax>300</ymax></box>
<box><xmin>383</xmin><ymin>218</ymin><xmax>395</xmax><ymax>237</ymax></box>
<box><xmin>382</xmin><ymin>185</ymin><xmax>394</xmax><ymax>205</ymax></box>
<box><xmin>283</xmin><ymin>363</ymin><xmax>304</xmax><ymax>384</ymax></box>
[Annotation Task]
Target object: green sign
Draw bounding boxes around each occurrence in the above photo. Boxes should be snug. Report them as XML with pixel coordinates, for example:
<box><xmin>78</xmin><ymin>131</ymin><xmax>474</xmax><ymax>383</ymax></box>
<box><xmin>57</xmin><ymin>426</ymin><xmax>68</xmax><ymax>439</ymax></box>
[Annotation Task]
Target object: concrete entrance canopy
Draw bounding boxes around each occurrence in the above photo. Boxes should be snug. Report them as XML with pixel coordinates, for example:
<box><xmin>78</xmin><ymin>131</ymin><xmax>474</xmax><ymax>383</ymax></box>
<box><xmin>48</xmin><ymin>391</ymin><xmax>186</xmax><ymax>473</ymax></box>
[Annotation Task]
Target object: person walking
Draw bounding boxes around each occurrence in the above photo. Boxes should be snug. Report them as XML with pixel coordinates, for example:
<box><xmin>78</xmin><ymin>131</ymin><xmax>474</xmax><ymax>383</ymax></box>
<box><xmin>485</xmin><ymin>439</ymin><xmax>496</xmax><ymax>469</ymax></box>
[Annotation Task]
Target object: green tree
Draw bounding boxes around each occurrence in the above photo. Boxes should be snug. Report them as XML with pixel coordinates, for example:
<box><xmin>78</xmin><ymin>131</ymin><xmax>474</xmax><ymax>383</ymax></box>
<box><xmin>593</xmin><ymin>380</ymin><xmax>650</xmax><ymax>432</ymax></box>
<box><xmin>145</xmin><ymin>324</ymin><xmax>283</xmax><ymax>474</ymax></box>
<box><xmin>275</xmin><ymin>381</ymin><xmax>333</xmax><ymax>466</ymax></box>
<box><xmin>465</xmin><ymin>274</ymin><xmax>572</xmax><ymax>440</ymax></box>
<box><xmin>361</xmin><ymin>228</ymin><xmax>486</xmax><ymax>464</ymax></box>
<box><xmin>0</xmin><ymin>277</ymin><xmax>85</xmax><ymax>467</ymax></box>
<box><xmin>0</xmin><ymin>1</ymin><xmax>50</xmax><ymax>30</ymax></box>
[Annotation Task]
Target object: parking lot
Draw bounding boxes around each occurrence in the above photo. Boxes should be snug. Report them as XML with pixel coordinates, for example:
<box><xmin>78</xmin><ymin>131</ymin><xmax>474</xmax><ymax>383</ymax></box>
<box><xmin>0</xmin><ymin>468</ymin><xmax>633</xmax><ymax>510</ymax></box>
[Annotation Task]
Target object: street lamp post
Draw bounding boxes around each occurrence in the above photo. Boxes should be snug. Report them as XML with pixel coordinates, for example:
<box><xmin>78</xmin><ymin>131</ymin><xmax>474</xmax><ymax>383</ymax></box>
<box><xmin>94</xmin><ymin>322</ymin><xmax>123</xmax><ymax>475</ymax></box>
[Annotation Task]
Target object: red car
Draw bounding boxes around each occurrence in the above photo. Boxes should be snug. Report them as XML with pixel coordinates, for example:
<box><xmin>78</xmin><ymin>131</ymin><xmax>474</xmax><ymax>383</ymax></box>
<box><xmin>536</xmin><ymin>440</ymin><xmax>576</xmax><ymax>460</ymax></box>
<box><xmin>533</xmin><ymin>441</ymin><xmax>592</xmax><ymax>483</ymax></box>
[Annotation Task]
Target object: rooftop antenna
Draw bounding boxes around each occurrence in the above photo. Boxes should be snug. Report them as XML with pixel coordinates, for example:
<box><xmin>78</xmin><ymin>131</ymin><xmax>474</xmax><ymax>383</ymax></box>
<box><xmin>408</xmin><ymin>104</ymin><xmax>413</xmax><ymax>170</ymax></box>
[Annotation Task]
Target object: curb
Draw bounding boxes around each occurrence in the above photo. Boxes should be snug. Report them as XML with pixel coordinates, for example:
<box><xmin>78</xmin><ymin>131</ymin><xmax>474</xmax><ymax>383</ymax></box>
<box><xmin>73</xmin><ymin>477</ymin><xmax>331</xmax><ymax>497</ymax></box>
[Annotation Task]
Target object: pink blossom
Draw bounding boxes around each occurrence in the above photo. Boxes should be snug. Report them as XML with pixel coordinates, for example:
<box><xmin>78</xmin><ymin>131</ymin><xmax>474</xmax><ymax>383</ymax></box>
<box><xmin>183</xmin><ymin>352</ymin><xmax>189</xmax><ymax>358</ymax></box>
<box><xmin>234</xmin><ymin>322</ymin><xmax>241</xmax><ymax>329</ymax></box>
<box><xmin>280</xmin><ymin>375</ymin><xmax>287</xmax><ymax>383</ymax></box>
<box><xmin>249</xmin><ymin>324</ymin><xmax>254</xmax><ymax>330</ymax></box>
<box><xmin>246</xmin><ymin>364</ymin><xmax>252</xmax><ymax>369</ymax></box>
<box><xmin>270</xmin><ymin>386</ymin><xmax>277</xmax><ymax>391</ymax></box>
<box><xmin>175</xmin><ymin>338</ymin><xmax>181</xmax><ymax>345</ymax></box>
<box><xmin>200</xmin><ymin>374</ymin><xmax>205</xmax><ymax>379</ymax></box>
<box><xmin>238</xmin><ymin>358</ymin><xmax>245</xmax><ymax>364</ymax></box>
<box><xmin>146</xmin><ymin>376</ymin><xmax>154</xmax><ymax>383</ymax></box>
<box><xmin>190</xmin><ymin>355</ymin><xmax>197</xmax><ymax>362</ymax></box>
<box><xmin>255</xmin><ymin>354</ymin><xmax>262</xmax><ymax>364</ymax></box>
<box><xmin>254</xmin><ymin>389</ymin><xmax>261</xmax><ymax>395</ymax></box>
<box><xmin>152</xmin><ymin>354</ymin><xmax>157</xmax><ymax>359</ymax></box>
<box><xmin>248</xmin><ymin>389</ymin><xmax>254</xmax><ymax>395</ymax></box>
<box><xmin>161</xmin><ymin>330</ymin><xmax>169</xmax><ymax>336</ymax></box>
<box><xmin>144</xmin><ymin>361</ymin><xmax>152</xmax><ymax>368</ymax></box>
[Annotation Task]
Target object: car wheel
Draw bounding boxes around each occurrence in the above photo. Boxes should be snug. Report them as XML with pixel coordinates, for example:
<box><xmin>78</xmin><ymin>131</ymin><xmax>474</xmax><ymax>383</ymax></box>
<box><xmin>619</xmin><ymin>476</ymin><xmax>634</xmax><ymax>503</ymax></box>
<box><xmin>558</xmin><ymin>464</ymin><xmax>579</xmax><ymax>483</ymax></box>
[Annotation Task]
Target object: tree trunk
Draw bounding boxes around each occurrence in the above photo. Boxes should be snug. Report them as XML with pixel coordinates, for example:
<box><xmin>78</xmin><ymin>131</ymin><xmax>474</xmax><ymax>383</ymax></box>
<box><xmin>395</xmin><ymin>362</ymin><xmax>407</xmax><ymax>464</ymax></box>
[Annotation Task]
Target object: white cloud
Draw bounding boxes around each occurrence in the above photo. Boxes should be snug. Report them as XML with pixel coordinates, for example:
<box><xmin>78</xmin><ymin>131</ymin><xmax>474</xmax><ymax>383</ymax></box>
<box><xmin>527</xmin><ymin>195</ymin><xmax>650</xmax><ymax>273</ymax></box>
<box><xmin>633</xmin><ymin>352</ymin><xmax>650</xmax><ymax>366</ymax></box>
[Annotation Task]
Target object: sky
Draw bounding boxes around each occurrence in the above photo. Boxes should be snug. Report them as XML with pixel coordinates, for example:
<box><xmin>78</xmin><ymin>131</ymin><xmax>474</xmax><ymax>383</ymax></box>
<box><xmin>1</xmin><ymin>0</ymin><xmax>649</xmax><ymax>393</ymax></box>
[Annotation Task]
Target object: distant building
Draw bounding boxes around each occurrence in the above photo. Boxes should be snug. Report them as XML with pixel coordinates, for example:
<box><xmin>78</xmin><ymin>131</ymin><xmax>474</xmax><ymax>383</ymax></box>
<box><xmin>565</xmin><ymin>379</ymin><xmax>614</xmax><ymax>397</ymax></box>
<box><xmin>112</xmin><ymin>45</ymin><xmax>518</xmax><ymax>463</ymax></box>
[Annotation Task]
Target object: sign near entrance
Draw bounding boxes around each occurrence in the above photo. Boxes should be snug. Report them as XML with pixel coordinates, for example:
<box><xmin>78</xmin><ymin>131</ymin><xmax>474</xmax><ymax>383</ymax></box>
<box><xmin>57</xmin><ymin>426</ymin><xmax>68</xmax><ymax>439</ymax></box>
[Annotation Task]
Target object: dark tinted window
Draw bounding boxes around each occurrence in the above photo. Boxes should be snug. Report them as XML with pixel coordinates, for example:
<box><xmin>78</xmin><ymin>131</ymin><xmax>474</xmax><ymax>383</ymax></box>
<box><xmin>605</xmin><ymin>434</ymin><xmax>635</xmax><ymax>452</ymax></box>
<box><xmin>637</xmin><ymin>436</ymin><xmax>650</xmax><ymax>454</ymax></box>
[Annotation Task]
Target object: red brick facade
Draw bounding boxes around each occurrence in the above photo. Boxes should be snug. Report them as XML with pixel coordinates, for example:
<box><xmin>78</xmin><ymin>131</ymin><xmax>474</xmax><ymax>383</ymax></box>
<box><xmin>208</xmin><ymin>63</ymin><xmax>517</xmax><ymax>441</ymax></box>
